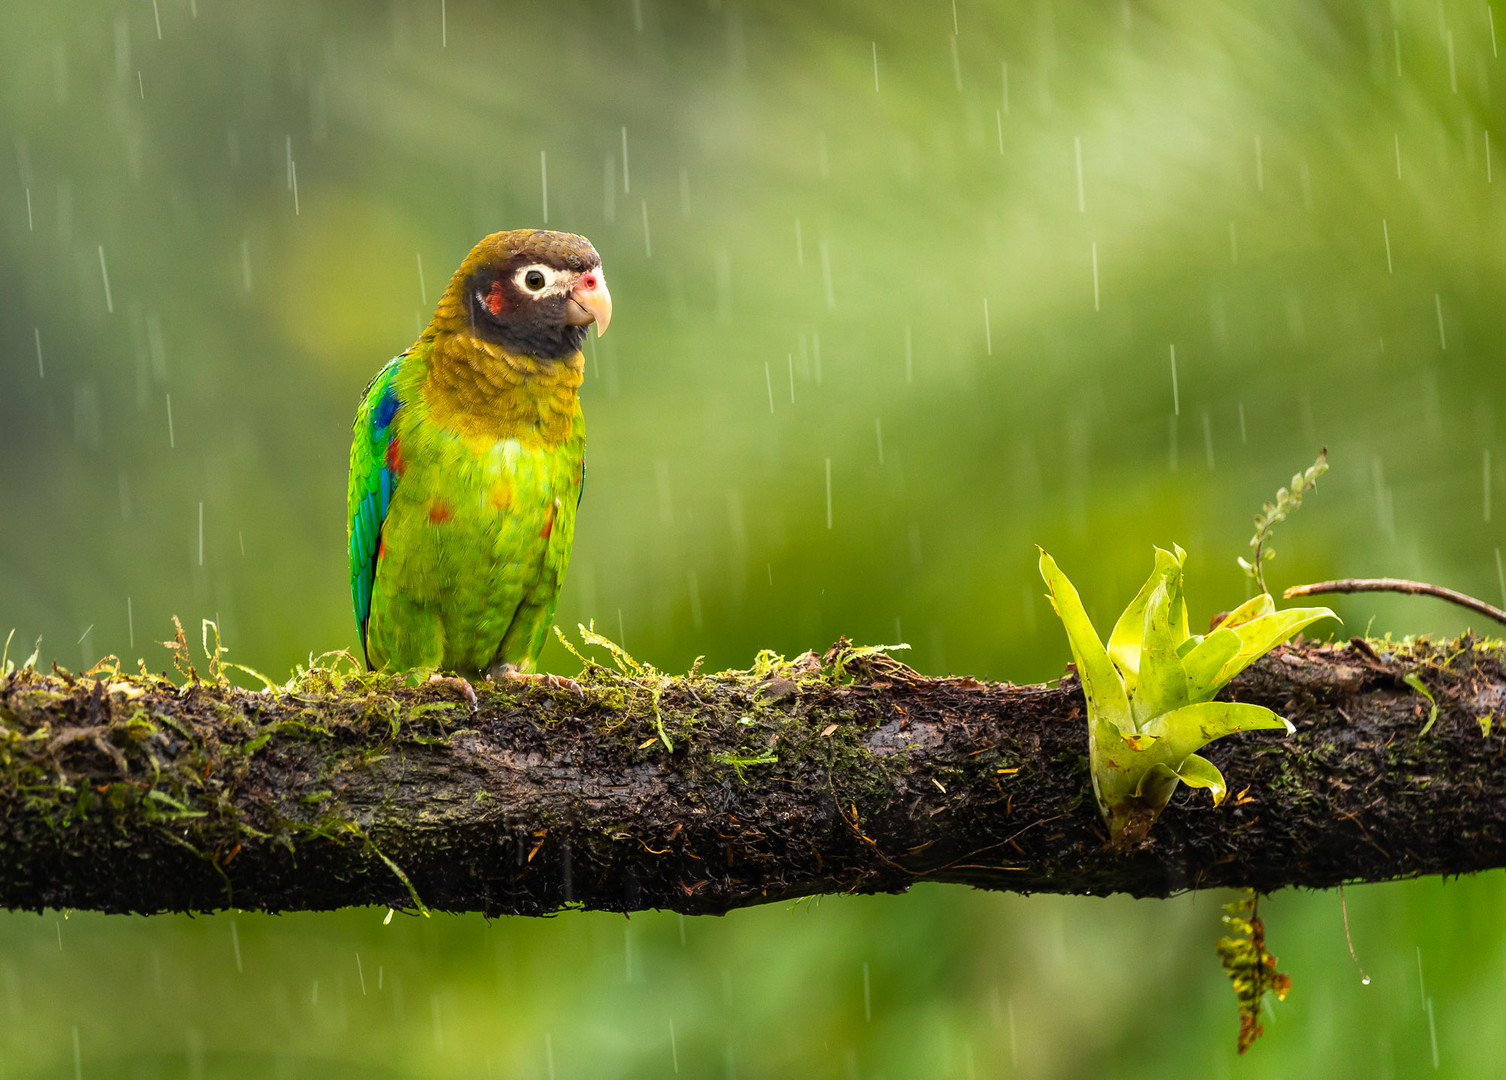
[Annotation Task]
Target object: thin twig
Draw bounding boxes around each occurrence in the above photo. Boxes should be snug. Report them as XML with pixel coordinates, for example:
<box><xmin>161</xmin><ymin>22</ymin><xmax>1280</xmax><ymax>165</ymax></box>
<box><xmin>1283</xmin><ymin>578</ymin><xmax>1506</xmax><ymax>628</ymax></box>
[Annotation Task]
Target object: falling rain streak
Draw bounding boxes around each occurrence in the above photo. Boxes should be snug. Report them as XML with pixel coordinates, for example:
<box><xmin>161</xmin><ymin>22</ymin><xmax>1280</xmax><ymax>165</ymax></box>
<box><xmin>1427</xmin><ymin>994</ymin><xmax>1439</xmax><ymax>1072</ymax></box>
<box><xmin>983</xmin><ymin>299</ymin><xmax>992</xmax><ymax>355</ymax></box>
<box><xmin>34</xmin><ymin>327</ymin><xmax>43</xmax><ymax>377</ymax></box>
<box><xmin>1383</xmin><ymin>219</ymin><xmax>1393</xmax><ymax>273</ymax></box>
<box><xmin>165</xmin><ymin>393</ymin><xmax>175</xmax><ymax>448</ymax></box>
<box><xmin>764</xmin><ymin>361</ymin><xmax>774</xmax><ymax>412</ymax></box>
<box><xmin>97</xmin><ymin>245</ymin><xmax>113</xmax><ymax>313</ymax></box>
<box><xmin>872</xmin><ymin>41</ymin><xmax>879</xmax><ymax>92</ymax></box>
<box><xmin>1435</xmin><ymin>294</ymin><xmax>1446</xmax><ymax>350</ymax></box>
<box><xmin>1169</xmin><ymin>344</ymin><xmax>1180</xmax><ymax>415</ymax></box>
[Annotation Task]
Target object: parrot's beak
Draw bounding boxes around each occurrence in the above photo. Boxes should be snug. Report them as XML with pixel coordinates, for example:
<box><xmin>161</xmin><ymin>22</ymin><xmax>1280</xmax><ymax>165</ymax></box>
<box><xmin>566</xmin><ymin>271</ymin><xmax>612</xmax><ymax>337</ymax></box>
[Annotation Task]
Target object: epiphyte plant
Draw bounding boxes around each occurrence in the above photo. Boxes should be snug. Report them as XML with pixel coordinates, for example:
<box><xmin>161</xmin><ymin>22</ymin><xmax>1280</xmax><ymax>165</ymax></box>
<box><xmin>1038</xmin><ymin>544</ymin><xmax>1337</xmax><ymax>848</ymax></box>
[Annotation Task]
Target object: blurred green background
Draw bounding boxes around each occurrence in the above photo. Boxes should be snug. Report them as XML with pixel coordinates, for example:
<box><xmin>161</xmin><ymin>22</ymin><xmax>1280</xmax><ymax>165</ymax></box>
<box><xmin>3</xmin><ymin>0</ymin><xmax>1505</xmax><ymax>1075</ymax></box>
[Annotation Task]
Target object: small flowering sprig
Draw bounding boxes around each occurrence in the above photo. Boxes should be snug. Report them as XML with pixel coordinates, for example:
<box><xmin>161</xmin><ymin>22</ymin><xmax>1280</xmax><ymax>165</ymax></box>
<box><xmin>1039</xmin><ymin>544</ymin><xmax>1337</xmax><ymax>848</ymax></box>
<box><xmin>1240</xmin><ymin>448</ymin><xmax>1328</xmax><ymax>596</ymax></box>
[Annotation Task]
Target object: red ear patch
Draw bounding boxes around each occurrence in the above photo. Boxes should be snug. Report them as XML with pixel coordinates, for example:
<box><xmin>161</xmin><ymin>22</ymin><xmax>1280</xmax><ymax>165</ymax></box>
<box><xmin>486</xmin><ymin>279</ymin><xmax>505</xmax><ymax>316</ymax></box>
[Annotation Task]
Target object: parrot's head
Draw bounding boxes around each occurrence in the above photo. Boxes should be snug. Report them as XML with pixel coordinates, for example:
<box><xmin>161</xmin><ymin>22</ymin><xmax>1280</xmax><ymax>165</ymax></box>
<box><xmin>444</xmin><ymin>229</ymin><xmax>611</xmax><ymax>361</ymax></box>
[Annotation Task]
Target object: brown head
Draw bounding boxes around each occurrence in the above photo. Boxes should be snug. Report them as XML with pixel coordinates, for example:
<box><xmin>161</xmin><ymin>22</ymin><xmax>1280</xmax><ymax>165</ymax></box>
<box><xmin>433</xmin><ymin>229</ymin><xmax>611</xmax><ymax>360</ymax></box>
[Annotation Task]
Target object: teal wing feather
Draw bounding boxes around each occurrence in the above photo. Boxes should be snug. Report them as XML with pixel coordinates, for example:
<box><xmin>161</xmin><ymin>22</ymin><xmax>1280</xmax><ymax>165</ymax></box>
<box><xmin>347</xmin><ymin>356</ymin><xmax>404</xmax><ymax>665</ymax></box>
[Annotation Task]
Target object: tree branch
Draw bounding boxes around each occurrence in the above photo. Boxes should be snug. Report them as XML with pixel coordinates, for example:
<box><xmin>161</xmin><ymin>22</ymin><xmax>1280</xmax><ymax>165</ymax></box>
<box><xmin>1285</xmin><ymin>578</ymin><xmax>1506</xmax><ymax>628</ymax></box>
<box><xmin>2</xmin><ymin>637</ymin><xmax>1504</xmax><ymax>916</ymax></box>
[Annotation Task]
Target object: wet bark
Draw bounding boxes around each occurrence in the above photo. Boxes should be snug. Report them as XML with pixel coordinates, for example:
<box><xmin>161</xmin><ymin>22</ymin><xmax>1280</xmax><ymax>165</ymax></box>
<box><xmin>2</xmin><ymin>637</ymin><xmax>1504</xmax><ymax>916</ymax></box>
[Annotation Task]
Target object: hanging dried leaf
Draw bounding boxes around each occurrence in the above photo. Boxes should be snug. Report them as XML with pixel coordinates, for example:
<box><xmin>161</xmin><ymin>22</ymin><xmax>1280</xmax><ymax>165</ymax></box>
<box><xmin>1216</xmin><ymin>888</ymin><xmax>1291</xmax><ymax>1053</ymax></box>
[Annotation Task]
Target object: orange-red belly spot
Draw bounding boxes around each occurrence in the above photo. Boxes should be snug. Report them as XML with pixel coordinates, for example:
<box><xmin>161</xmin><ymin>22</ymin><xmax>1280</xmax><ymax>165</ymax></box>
<box><xmin>428</xmin><ymin>498</ymin><xmax>453</xmax><ymax>524</ymax></box>
<box><xmin>540</xmin><ymin>503</ymin><xmax>556</xmax><ymax>540</ymax></box>
<box><xmin>384</xmin><ymin>436</ymin><xmax>405</xmax><ymax>475</ymax></box>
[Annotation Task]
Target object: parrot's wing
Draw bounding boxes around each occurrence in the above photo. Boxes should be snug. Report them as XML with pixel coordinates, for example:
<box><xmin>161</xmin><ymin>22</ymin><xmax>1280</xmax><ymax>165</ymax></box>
<box><xmin>348</xmin><ymin>356</ymin><xmax>404</xmax><ymax>665</ymax></box>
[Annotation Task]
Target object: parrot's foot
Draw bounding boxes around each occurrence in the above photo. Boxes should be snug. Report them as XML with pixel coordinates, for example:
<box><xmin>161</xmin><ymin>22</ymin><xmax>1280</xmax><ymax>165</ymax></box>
<box><xmin>489</xmin><ymin>666</ymin><xmax>584</xmax><ymax>698</ymax></box>
<box><xmin>427</xmin><ymin>673</ymin><xmax>478</xmax><ymax>709</ymax></box>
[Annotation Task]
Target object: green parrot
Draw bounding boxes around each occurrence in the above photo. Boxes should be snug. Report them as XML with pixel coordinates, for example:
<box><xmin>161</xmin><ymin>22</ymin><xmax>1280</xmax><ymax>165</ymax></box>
<box><xmin>347</xmin><ymin>229</ymin><xmax>611</xmax><ymax>684</ymax></box>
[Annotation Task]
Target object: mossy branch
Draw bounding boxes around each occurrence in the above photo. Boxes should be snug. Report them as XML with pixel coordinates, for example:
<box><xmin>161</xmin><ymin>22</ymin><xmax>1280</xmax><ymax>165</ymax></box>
<box><xmin>3</xmin><ymin>636</ymin><xmax>1505</xmax><ymax>916</ymax></box>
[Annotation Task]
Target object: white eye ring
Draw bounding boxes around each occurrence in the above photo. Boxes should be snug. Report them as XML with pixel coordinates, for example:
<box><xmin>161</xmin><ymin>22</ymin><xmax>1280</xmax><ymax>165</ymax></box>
<box><xmin>515</xmin><ymin>264</ymin><xmax>557</xmax><ymax>292</ymax></box>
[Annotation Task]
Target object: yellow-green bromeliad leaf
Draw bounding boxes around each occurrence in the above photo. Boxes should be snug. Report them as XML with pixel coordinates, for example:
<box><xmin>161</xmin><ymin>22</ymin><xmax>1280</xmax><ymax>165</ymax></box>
<box><xmin>1181</xmin><ymin>628</ymin><xmax>1242</xmax><ymax>700</ymax></box>
<box><xmin>1216</xmin><ymin>593</ymin><xmax>1276</xmax><ymax>630</ymax></box>
<box><xmin>1138</xmin><ymin>701</ymin><xmax>1293</xmax><ymax>799</ymax></box>
<box><xmin>1130</xmin><ymin>576</ymin><xmax>1193</xmax><ymax>728</ymax></box>
<box><xmin>1209</xmin><ymin>607</ymin><xmax>1338</xmax><ymax>691</ymax></box>
<box><xmin>1038</xmin><ymin>549</ymin><xmax>1131</xmax><ymax>736</ymax></box>
<box><xmin>1137</xmin><ymin>752</ymin><xmax>1226</xmax><ymax>805</ymax></box>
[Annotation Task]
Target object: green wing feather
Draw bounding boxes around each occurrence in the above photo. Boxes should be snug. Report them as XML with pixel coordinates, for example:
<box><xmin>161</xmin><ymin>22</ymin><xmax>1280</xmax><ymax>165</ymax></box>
<box><xmin>347</xmin><ymin>356</ymin><xmax>403</xmax><ymax>665</ymax></box>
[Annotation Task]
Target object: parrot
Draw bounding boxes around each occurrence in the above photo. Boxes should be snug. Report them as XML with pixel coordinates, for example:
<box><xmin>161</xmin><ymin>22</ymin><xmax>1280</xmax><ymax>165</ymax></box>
<box><xmin>347</xmin><ymin>229</ymin><xmax>611</xmax><ymax>688</ymax></box>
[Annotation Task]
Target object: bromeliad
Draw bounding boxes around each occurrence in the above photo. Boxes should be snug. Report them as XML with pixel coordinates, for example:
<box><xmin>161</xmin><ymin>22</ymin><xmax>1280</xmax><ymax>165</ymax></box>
<box><xmin>1039</xmin><ymin>545</ymin><xmax>1337</xmax><ymax>848</ymax></box>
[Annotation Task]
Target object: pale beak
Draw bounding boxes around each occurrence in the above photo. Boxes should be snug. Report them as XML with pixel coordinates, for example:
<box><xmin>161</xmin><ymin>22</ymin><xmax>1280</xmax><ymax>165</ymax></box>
<box><xmin>565</xmin><ymin>270</ymin><xmax>612</xmax><ymax>337</ymax></box>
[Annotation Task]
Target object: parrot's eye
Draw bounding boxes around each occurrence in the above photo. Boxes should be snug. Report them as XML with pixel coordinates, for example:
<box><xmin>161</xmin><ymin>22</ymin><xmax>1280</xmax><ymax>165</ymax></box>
<box><xmin>511</xmin><ymin>263</ymin><xmax>561</xmax><ymax>296</ymax></box>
